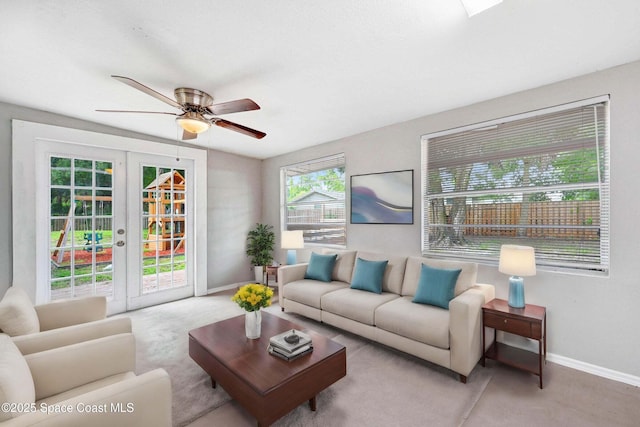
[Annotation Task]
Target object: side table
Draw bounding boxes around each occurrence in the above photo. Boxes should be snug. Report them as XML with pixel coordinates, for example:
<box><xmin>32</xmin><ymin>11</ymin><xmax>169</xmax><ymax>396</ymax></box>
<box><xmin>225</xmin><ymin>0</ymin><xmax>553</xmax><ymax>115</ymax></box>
<box><xmin>265</xmin><ymin>265</ymin><xmax>280</xmax><ymax>288</ymax></box>
<box><xmin>482</xmin><ymin>298</ymin><xmax>546</xmax><ymax>388</ymax></box>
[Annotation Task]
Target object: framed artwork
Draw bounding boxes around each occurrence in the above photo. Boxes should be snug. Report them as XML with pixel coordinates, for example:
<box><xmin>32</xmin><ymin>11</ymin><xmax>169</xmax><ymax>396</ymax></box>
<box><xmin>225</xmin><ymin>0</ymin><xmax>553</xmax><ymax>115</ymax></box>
<box><xmin>350</xmin><ymin>169</ymin><xmax>413</xmax><ymax>224</ymax></box>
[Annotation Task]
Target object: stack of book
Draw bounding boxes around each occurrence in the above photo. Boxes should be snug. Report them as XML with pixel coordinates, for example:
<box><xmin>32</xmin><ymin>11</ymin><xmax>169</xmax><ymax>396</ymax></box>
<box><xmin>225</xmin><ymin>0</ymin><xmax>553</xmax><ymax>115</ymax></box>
<box><xmin>268</xmin><ymin>329</ymin><xmax>313</xmax><ymax>361</ymax></box>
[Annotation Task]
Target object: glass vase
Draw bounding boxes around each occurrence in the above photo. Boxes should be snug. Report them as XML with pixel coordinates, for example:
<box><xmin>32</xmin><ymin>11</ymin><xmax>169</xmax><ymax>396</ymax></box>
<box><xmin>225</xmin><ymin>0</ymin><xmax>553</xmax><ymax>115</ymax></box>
<box><xmin>245</xmin><ymin>310</ymin><xmax>262</xmax><ymax>339</ymax></box>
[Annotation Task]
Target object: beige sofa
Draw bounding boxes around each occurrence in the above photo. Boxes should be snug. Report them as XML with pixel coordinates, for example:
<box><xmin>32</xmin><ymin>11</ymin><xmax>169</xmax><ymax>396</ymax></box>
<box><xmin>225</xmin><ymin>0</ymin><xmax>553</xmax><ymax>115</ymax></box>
<box><xmin>0</xmin><ymin>332</ymin><xmax>171</xmax><ymax>426</ymax></box>
<box><xmin>278</xmin><ymin>250</ymin><xmax>495</xmax><ymax>382</ymax></box>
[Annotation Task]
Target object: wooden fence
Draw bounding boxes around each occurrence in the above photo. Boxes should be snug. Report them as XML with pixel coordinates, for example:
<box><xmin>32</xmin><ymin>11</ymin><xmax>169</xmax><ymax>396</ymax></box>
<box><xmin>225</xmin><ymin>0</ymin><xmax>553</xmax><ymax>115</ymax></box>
<box><xmin>286</xmin><ymin>207</ymin><xmax>345</xmax><ymax>224</ymax></box>
<box><xmin>436</xmin><ymin>200</ymin><xmax>600</xmax><ymax>239</ymax></box>
<box><xmin>286</xmin><ymin>207</ymin><xmax>346</xmax><ymax>246</ymax></box>
<box><xmin>51</xmin><ymin>218</ymin><xmax>114</xmax><ymax>233</ymax></box>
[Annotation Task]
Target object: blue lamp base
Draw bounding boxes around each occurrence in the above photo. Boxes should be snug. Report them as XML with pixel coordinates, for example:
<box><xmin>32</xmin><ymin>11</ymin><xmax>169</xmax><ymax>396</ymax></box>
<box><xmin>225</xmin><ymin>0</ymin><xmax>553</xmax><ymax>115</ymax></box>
<box><xmin>508</xmin><ymin>275</ymin><xmax>525</xmax><ymax>308</ymax></box>
<box><xmin>286</xmin><ymin>249</ymin><xmax>297</xmax><ymax>265</ymax></box>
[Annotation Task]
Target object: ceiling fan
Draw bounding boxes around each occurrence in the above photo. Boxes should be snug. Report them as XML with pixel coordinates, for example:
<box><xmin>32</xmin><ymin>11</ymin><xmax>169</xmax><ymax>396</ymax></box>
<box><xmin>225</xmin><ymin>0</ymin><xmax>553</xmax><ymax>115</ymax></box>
<box><xmin>97</xmin><ymin>75</ymin><xmax>266</xmax><ymax>141</ymax></box>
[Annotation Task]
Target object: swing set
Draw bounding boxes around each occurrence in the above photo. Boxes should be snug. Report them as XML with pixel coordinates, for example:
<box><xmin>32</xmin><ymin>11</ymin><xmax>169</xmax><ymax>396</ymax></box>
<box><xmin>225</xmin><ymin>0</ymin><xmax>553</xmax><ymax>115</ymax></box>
<box><xmin>52</xmin><ymin>195</ymin><xmax>111</xmax><ymax>264</ymax></box>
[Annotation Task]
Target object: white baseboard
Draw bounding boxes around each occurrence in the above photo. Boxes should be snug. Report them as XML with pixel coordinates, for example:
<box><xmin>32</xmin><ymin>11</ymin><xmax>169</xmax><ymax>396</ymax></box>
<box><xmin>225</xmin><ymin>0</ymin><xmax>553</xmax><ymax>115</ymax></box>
<box><xmin>206</xmin><ymin>282</ymin><xmax>250</xmax><ymax>294</ymax></box>
<box><xmin>548</xmin><ymin>352</ymin><xmax>640</xmax><ymax>387</ymax></box>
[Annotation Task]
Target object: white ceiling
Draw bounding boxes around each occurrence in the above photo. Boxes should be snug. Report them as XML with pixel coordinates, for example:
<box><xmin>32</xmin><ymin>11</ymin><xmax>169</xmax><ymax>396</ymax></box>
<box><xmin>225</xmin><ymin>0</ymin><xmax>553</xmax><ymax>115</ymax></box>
<box><xmin>2</xmin><ymin>1</ymin><xmax>639</xmax><ymax>159</ymax></box>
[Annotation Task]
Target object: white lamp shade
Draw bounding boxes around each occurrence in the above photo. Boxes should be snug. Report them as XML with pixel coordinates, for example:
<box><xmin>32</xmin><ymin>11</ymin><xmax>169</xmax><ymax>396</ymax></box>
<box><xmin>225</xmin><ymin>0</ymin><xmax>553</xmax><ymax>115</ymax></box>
<box><xmin>175</xmin><ymin>112</ymin><xmax>211</xmax><ymax>134</ymax></box>
<box><xmin>498</xmin><ymin>245</ymin><xmax>536</xmax><ymax>277</ymax></box>
<box><xmin>281</xmin><ymin>230</ymin><xmax>304</xmax><ymax>249</ymax></box>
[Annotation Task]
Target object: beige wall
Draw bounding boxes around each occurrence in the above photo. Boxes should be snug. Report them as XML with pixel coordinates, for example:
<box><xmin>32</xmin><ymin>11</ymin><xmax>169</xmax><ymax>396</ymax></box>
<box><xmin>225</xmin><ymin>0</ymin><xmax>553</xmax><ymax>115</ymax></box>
<box><xmin>262</xmin><ymin>60</ymin><xmax>640</xmax><ymax>378</ymax></box>
<box><xmin>207</xmin><ymin>150</ymin><xmax>262</xmax><ymax>288</ymax></box>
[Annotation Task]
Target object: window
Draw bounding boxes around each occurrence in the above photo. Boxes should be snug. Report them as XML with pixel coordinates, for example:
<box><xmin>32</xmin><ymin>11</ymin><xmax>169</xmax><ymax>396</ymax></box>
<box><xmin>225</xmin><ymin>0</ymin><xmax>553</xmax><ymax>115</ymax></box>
<box><xmin>281</xmin><ymin>153</ymin><xmax>346</xmax><ymax>246</ymax></box>
<box><xmin>422</xmin><ymin>96</ymin><xmax>609</xmax><ymax>273</ymax></box>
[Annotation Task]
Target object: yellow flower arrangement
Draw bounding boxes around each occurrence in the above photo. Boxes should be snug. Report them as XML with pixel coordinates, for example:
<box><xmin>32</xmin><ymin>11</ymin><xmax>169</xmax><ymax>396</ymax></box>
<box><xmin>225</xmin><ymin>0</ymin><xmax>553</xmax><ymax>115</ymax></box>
<box><xmin>232</xmin><ymin>283</ymin><xmax>274</xmax><ymax>312</ymax></box>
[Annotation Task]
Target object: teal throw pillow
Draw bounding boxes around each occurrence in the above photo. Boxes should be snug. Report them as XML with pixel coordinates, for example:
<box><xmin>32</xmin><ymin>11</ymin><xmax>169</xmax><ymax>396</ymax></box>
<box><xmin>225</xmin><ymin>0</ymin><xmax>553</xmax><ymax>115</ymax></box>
<box><xmin>304</xmin><ymin>253</ymin><xmax>337</xmax><ymax>282</ymax></box>
<box><xmin>412</xmin><ymin>264</ymin><xmax>462</xmax><ymax>309</ymax></box>
<box><xmin>350</xmin><ymin>258</ymin><xmax>388</xmax><ymax>294</ymax></box>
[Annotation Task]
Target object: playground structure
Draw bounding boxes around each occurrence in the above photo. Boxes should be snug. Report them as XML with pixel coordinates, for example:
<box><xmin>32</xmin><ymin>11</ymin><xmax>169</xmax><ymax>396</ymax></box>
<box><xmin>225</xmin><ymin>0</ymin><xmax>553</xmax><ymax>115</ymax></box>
<box><xmin>52</xmin><ymin>195</ymin><xmax>111</xmax><ymax>265</ymax></box>
<box><xmin>144</xmin><ymin>170</ymin><xmax>186</xmax><ymax>252</ymax></box>
<box><xmin>51</xmin><ymin>169</ymin><xmax>186</xmax><ymax>264</ymax></box>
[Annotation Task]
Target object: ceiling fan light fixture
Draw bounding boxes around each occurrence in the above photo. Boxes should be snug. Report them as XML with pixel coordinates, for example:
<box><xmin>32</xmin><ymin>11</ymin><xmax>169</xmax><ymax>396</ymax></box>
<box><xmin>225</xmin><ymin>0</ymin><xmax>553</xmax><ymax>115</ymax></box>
<box><xmin>176</xmin><ymin>112</ymin><xmax>210</xmax><ymax>134</ymax></box>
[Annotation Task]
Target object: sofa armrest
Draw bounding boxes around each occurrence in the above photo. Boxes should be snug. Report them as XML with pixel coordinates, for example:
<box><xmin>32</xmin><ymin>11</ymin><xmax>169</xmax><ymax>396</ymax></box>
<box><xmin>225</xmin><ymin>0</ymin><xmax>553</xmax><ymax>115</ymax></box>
<box><xmin>12</xmin><ymin>317</ymin><xmax>132</xmax><ymax>355</ymax></box>
<box><xmin>35</xmin><ymin>296</ymin><xmax>107</xmax><ymax>331</ymax></box>
<box><xmin>277</xmin><ymin>263</ymin><xmax>308</xmax><ymax>306</ymax></box>
<box><xmin>25</xmin><ymin>333</ymin><xmax>136</xmax><ymax>401</ymax></box>
<box><xmin>449</xmin><ymin>283</ymin><xmax>495</xmax><ymax>377</ymax></box>
<box><xmin>1</xmin><ymin>369</ymin><xmax>172</xmax><ymax>427</ymax></box>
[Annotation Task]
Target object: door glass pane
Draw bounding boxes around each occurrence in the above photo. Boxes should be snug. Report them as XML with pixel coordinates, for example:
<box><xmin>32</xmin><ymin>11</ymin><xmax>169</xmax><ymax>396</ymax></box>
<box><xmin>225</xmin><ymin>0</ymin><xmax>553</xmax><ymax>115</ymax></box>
<box><xmin>50</xmin><ymin>157</ymin><xmax>71</xmax><ymax>186</ymax></box>
<box><xmin>50</xmin><ymin>189</ymin><xmax>70</xmax><ymax>217</ymax></box>
<box><xmin>141</xmin><ymin>165</ymin><xmax>187</xmax><ymax>294</ymax></box>
<box><xmin>49</xmin><ymin>156</ymin><xmax>114</xmax><ymax>300</ymax></box>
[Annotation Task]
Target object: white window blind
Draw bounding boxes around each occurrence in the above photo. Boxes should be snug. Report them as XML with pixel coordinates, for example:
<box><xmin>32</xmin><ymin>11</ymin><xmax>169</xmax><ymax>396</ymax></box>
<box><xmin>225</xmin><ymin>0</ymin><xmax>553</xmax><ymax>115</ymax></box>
<box><xmin>422</xmin><ymin>97</ymin><xmax>610</xmax><ymax>272</ymax></box>
<box><xmin>281</xmin><ymin>153</ymin><xmax>346</xmax><ymax>246</ymax></box>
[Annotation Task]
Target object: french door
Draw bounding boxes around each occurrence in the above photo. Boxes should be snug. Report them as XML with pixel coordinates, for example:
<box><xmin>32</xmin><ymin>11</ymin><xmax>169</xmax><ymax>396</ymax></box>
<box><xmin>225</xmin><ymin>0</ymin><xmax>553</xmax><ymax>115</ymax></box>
<box><xmin>41</xmin><ymin>142</ymin><xmax>128</xmax><ymax>313</ymax></box>
<box><xmin>37</xmin><ymin>143</ymin><xmax>194</xmax><ymax>314</ymax></box>
<box><xmin>126</xmin><ymin>153</ymin><xmax>194</xmax><ymax>309</ymax></box>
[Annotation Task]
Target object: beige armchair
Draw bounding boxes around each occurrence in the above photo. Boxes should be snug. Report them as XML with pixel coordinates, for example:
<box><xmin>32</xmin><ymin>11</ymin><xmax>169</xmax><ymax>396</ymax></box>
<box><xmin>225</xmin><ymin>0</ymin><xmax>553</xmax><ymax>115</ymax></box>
<box><xmin>0</xmin><ymin>332</ymin><xmax>172</xmax><ymax>426</ymax></box>
<box><xmin>0</xmin><ymin>287</ymin><xmax>131</xmax><ymax>355</ymax></box>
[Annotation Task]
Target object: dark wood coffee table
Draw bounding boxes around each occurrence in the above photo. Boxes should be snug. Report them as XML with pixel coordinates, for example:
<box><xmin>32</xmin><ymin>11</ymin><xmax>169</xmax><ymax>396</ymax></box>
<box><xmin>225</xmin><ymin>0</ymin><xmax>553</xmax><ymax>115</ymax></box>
<box><xmin>189</xmin><ymin>311</ymin><xmax>346</xmax><ymax>426</ymax></box>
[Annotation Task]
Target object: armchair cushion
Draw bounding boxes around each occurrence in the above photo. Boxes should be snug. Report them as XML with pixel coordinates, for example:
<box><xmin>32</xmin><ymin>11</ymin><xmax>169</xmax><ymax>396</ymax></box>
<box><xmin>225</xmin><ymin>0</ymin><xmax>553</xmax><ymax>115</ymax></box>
<box><xmin>26</xmin><ymin>333</ymin><xmax>136</xmax><ymax>401</ymax></box>
<box><xmin>0</xmin><ymin>288</ymin><xmax>39</xmax><ymax>337</ymax></box>
<box><xmin>0</xmin><ymin>334</ymin><xmax>35</xmax><ymax>422</ymax></box>
<box><xmin>12</xmin><ymin>317</ymin><xmax>132</xmax><ymax>356</ymax></box>
<box><xmin>35</xmin><ymin>296</ymin><xmax>106</xmax><ymax>332</ymax></box>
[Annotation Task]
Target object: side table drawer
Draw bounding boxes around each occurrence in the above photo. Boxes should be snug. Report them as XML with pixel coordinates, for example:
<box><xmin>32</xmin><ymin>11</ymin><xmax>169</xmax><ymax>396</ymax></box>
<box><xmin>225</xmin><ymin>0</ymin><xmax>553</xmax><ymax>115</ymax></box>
<box><xmin>484</xmin><ymin>312</ymin><xmax>534</xmax><ymax>337</ymax></box>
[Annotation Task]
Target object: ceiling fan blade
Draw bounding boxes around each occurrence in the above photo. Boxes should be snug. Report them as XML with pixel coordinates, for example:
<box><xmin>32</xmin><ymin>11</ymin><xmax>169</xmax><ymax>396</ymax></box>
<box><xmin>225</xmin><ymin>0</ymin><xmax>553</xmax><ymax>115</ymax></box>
<box><xmin>96</xmin><ymin>109</ymin><xmax>178</xmax><ymax>115</ymax></box>
<box><xmin>182</xmin><ymin>130</ymin><xmax>198</xmax><ymax>140</ymax></box>
<box><xmin>214</xmin><ymin>119</ymin><xmax>266</xmax><ymax>139</ymax></box>
<box><xmin>207</xmin><ymin>98</ymin><xmax>260</xmax><ymax>116</ymax></box>
<box><xmin>111</xmin><ymin>75</ymin><xmax>182</xmax><ymax>109</ymax></box>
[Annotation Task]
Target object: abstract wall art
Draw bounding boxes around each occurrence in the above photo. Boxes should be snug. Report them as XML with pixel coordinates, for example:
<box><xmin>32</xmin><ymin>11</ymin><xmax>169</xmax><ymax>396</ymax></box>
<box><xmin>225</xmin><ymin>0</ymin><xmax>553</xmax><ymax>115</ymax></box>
<box><xmin>350</xmin><ymin>169</ymin><xmax>413</xmax><ymax>224</ymax></box>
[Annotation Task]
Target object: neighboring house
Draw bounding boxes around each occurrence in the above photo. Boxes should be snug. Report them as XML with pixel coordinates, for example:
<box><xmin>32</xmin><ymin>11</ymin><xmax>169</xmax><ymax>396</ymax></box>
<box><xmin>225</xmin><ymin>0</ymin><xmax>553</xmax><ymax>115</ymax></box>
<box><xmin>289</xmin><ymin>190</ymin><xmax>344</xmax><ymax>210</ymax></box>
<box><xmin>287</xmin><ymin>190</ymin><xmax>345</xmax><ymax>223</ymax></box>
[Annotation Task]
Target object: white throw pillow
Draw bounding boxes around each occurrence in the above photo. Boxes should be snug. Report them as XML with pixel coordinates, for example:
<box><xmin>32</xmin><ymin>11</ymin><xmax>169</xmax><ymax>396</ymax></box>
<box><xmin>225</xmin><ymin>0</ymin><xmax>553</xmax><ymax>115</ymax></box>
<box><xmin>0</xmin><ymin>287</ymin><xmax>40</xmax><ymax>336</ymax></box>
<box><xmin>0</xmin><ymin>334</ymin><xmax>36</xmax><ymax>421</ymax></box>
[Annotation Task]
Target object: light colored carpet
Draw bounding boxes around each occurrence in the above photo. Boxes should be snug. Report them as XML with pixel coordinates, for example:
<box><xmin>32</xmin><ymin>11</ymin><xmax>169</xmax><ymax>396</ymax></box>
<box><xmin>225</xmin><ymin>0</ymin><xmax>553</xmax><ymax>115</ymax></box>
<box><xmin>117</xmin><ymin>294</ymin><xmax>242</xmax><ymax>426</ymax></box>
<box><xmin>119</xmin><ymin>292</ymin><xmax>640</xmax><ymax>427</ymax></box>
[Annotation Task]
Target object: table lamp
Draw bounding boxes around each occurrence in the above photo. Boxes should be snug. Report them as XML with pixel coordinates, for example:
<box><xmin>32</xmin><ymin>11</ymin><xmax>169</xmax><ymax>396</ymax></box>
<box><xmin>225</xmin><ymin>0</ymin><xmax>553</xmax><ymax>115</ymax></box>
<box><xmin>281</xmin><ymin>230</ymin><xmax>304</xmax><ymax>265</ymax></box>
<box><xmin>498</xmin><ymin>245</ymin><xmax>536</xmax><ymax>308</ymax></box>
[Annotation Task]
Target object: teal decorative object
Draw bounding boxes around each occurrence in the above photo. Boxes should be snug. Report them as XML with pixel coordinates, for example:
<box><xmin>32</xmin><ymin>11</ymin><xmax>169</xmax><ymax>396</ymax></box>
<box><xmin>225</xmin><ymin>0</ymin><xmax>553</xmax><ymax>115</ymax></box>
<box><xmin>499</xmin><ymin>245</ymin><xmax>536</xmax><ymax>309</ymax></box>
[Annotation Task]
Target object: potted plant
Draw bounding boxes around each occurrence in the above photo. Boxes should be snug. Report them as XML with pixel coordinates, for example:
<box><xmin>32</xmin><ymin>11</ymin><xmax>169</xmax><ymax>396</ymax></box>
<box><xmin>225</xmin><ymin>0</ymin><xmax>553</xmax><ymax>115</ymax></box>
<box><xmin>246</xmin><ymin>223</ymin><xmax>275</xmax><ymax>283</ymax></box>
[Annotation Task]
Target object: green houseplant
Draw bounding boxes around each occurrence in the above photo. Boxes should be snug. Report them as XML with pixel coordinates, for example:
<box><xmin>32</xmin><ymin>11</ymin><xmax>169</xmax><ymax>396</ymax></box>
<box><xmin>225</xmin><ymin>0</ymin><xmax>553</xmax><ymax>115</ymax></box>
<box><xmin>246</xmin><ymin>223</ymin><xmax>275</xmax><ymax>283</ymax></box>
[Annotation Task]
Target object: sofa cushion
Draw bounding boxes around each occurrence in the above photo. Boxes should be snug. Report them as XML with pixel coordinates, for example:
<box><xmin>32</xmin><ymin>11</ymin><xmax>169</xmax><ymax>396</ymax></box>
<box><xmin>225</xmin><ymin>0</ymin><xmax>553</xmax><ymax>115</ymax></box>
<box><xmin>37</xmin><ymin>371</ymin><xmax>136</xmax><ymax>406</ymax></box>
<box><xmin>412</xmin><ymin>264</ymin><xmax>461</xmax><ymax>309</ymax></box>
<box><xmin>320</xmin><ymin>249</ymin><xmax>357</xmax><ymax>283</ymax></box>
<box><xmin>283</xmin><ymin>280</ymin><xmax>349</xmax><ymax>309</ymax></box>
<box><xmin>305</xmin><ymin>253</ymin><xmax>338</xmax><ymax>282</ymax></box>
<box><xmin>375</xmin><ymin>297</ymin><xmax>450</xmax><ymax>350</ymax></box>
<box><xmin>401</xmin><ymin>256</ymin><xmax>478</xmax><ymax>297</ymax></box>
<box><xmin>0</xmin><ymin>334</ymin><xmax>36</xmax><ymax>421</ymax></box>
<box><xmin>355</xmin><ymin>251</ymin><xmax>407</xmax><ymax>294</ymax></box>
<box><xmin>321</xmin><ymin>288</ymin><xmax>399</xmax><ymax>325</ymax></box>
<box><xmin>350</xmin><ymin>258</ymin><xmax>388</xmax><ymax>294</ymax></box>
<box><xmin>0</xmin><ymin>287</ymin><xmax>40</xmax><ymax>336</ymax></box>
